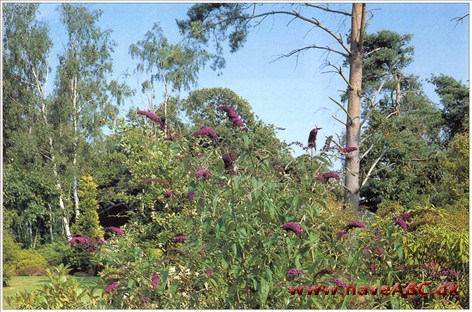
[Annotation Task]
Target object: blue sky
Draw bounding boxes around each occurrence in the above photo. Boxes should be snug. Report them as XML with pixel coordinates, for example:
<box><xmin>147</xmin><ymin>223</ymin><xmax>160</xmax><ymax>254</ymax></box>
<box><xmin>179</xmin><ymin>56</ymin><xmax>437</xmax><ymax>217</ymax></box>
<box><xmin>35</xmin><ymin>2</ymin><xmax>469</xmax><ymax>157</ymax></box>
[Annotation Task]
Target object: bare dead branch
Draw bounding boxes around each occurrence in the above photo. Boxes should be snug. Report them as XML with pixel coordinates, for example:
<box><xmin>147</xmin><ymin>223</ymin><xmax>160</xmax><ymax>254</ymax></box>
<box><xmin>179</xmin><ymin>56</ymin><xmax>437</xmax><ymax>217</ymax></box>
<box><xmin>271</xmin><ymin>44</ymin><xmax>348</xmax><ymax>63</ymax></box>
<box><xmin>451</xmin><ymin>13</ymin><xmax>469</xmax><ymax>28</ymax></box>
<box><xmin>303</xmin><ymin>3</ymin><xmax>352</xmax><ymax>16</ymax></box>
<box><xmin>324</xmin><ymin>63</ymin><xmax>352</xmax><ymax>88</ymax></box>
<box><xmin>360</xmin><ymin>78</ymin><xmax>387</xmax><ymax>127</ymax></box>
<box><xmin>332</xmin><ymin>115</ymin><xmax>347</xmax><ymax>126</ymax></box>
<box><xmin>361</xmin><ymin>148</ymin><xmax>386</xmax><ymax>189</ymax></box>
<box><xmin>360</xmin><ymin>143</ymin><xmax>373</xmax><ymax>159</ymax></box>
<box><xmin>330</xmin><ymin>96</ymin><xmax>354</xmax><ymax>125</ymax></box>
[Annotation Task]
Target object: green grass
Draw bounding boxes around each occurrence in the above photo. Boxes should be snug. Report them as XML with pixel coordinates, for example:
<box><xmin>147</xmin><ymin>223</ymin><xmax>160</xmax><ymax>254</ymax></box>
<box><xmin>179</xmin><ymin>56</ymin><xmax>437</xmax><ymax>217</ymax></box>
<box><xmin>2</xmin><ymin>275</ymin><xmax>100</xmax><ymax>310</ymax></box>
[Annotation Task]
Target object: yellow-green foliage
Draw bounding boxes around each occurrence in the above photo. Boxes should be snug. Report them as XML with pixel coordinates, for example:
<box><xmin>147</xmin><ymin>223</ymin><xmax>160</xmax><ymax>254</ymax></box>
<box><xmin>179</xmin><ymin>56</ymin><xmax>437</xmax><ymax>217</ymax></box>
<box><xmin>5</xmin><ymin>264</ymin><xmax>102</xmax><ymax>309</ymax></box>
<box><xmin>3</xmin><ymin>232</ymin><xmax>21</xmax><ymax>284</ymax></box>
<box><xmin>15</xmin><ymin>249</ymin><xmax>47</xmax><ymax>276</ymax></box>
<box><xmin>438</xmin><ymin>133</ymin><xmax>469</xmax><ymax>210</ymax></box>
<box><xmin>72</xmin><ymin>175</ymin><xmax>103</xmax><ymax>239</ymax></box>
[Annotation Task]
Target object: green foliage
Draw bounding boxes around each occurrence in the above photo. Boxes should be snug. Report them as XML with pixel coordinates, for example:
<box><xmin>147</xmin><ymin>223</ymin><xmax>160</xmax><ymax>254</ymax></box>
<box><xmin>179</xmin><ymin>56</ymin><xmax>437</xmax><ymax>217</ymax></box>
<box><xmin>72</xmin><ymin>175</ymin><xmax>103</xmax><ymax>238</ymax></box>
<box><xmin>181</xmin><ymin>87</ymin><xmax>286</xmax><ymax>155</ymax></box>
<box><xmin>429</xmin><ymin>74</ymin><xmax>469</xmax><ymax>143</ymax></box>
<box><xmin>3</xmin><ymin>232</ymin><xmax>22</xmax><ymax>285</ymax></box>
<box><xmin>360</xmin><ymin>92</ymin><xmax>443</xmax><ymax>208</ymax></box>
<box><xmin>5</xmin><ymin>264</ymin><xmax>103</xmax><ymax>309</ymax></box>
<box><xmin>15</xmin><ymin>250</ymin><xmax>48</xmax><ymax>276</ymax></box>
<box><xmin>364</xmin><ymin>204</ymin><xmax>468</xmax><ymax>308</ymax></box>
<box><xmin>35</xmin><ymin>242</ymin><xmax>71</xmax><ymax>267</ymax></box>
<box><xmin>130</xmin><ymin>23</ymin><xmax>209</xmax><ymax>94</ymax></box>
<box><xmin>433</xmin><ymin>132</ymin><xmax>469</xmax><ymax>210</ymax></box>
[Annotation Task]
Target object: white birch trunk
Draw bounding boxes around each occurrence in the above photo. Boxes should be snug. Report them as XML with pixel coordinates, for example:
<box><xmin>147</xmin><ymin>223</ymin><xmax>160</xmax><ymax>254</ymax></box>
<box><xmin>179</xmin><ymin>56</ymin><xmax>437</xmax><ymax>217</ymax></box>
<box><xmin>71</xmin><ymin>76</ymin><xmax>80</xmax><ymax>217</ymax></box>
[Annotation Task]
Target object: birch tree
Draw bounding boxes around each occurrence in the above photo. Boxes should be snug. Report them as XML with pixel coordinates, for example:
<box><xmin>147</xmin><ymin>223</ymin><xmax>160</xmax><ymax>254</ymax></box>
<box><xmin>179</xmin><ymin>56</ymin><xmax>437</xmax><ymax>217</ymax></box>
<box><xmin>129</xmin><ymin>23</ymin><xmax>209</xmax><ymax>134</ymax></box>
<box><xmin>3</xmin><ymin>3</ymin><xmax>72</xmax><ymax>240</ymax></box>
<box><xmin>54</xmin><ymin>4</ymin><xmax>122</xmax><ymax>218</ymax></box>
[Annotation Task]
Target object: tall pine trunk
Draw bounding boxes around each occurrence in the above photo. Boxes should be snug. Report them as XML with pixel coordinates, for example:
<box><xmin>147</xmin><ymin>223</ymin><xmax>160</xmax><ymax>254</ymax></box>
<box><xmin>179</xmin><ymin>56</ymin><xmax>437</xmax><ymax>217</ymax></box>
<box><xmin>345</xmin><ymin>3</ymin><xmax>366</xmax><ymax>211</ymax></box>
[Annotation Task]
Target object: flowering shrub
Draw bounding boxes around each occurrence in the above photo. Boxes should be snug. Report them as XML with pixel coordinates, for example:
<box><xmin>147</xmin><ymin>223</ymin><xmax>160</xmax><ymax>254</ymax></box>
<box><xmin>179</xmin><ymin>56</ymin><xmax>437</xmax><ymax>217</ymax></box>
<box><xmin>11</xmin><ymin>105</ymin><xmax>467</xmax><ymax>309</ymax></box>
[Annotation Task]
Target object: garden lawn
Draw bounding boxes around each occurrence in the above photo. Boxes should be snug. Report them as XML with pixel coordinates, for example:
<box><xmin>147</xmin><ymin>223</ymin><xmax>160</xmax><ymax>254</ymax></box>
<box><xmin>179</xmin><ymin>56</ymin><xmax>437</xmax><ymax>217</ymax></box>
<box><xmin>2</xmin><ymin>276</ymin><xmax>101</xmax><ymax>310</ymax></box>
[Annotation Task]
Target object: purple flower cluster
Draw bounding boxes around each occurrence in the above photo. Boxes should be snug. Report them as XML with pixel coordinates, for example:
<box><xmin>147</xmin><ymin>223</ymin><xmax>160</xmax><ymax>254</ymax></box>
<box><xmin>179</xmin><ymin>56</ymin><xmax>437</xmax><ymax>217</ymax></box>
<box><xmin>369</xmin><ymin>263</ymin><xmax>376</xmax><ymax>275</ymax></box>
<box><xmin>348</xmin><ymin>220</ymin><xmax>366</xmax><ymax>229</ymax></box>
<box><xmin>217</xmin><ymin>105</ymin><xmax>244</xmax><ymax>127</ymax></box>
<box><xmin>173</xmin><ymin>235</ymin><xmax>187</xmax><ymax>243</ymax></box>
<box><xmin>281</xmin><ymin>222</ymin><xmax>303</xmax><ymax>236</ymax></box>
<box><xmin>287</xmin><ymin>267</ymin><xmax>304</xmax><ymax>278</ymax></box>
<box><xmin>314</xmin><ymin>267</ymin><xmax>334</xmax><ymax>277</ymax></box>
<box><xmin>340</xmin><ymin>146</ymin><xmax>358</xmax><ymax>153</ymax></box>
<box><xmin>141</xmin><ymin>297</ymin><xmax>152</xmax><ymax>303</ymax></box>
<box><xmin>397</xmin><ymin>212</ymin><xmax>413</xmax><ymax>222</ymax></box>
<box><xmin>341</xmin><ymin>220</ymin><xmax>366</xmax><ymax>234</ymax></box>
<box><xmin>164</xmin><ymin>190</ymin><xmax>174</xmax><ymax>198</ymax></box>
<box><xmin>222</xmin><ymin>153</ymin><xmax>237</xmax><ymax>174</ymax></box>
<box><xmin>307</xmin><ymin>127</ymin><xmax>321</xmax><ymax>150</ymax></box>
<box><xmin>137</xmin><ymin>110</ymin><xmax>166</xmax><ymax>130</ymax></box>
<box><xmin>336</xmin><ymin>231</ymin><xmax>345</xmax><ymax>240</ymax></box>
<box><xmin>321</xmin><ymin>135</ymin><xmax>333</xmax><ymax>152</ymax></box>
<box><xmin>317</xmin><ymin>171</ymin><xmax>341</xmax><ymax>182</ymax></box>
<box><xmin>334</xmin><ymin>278</ymin><xmax>347</xmax><ymax>288</ymax></box>
<box><xmin>196</xmin><ymin>168</ymin><xmax>211</xmax><ymax>180</ymax></box>
<box><xmin>105</xmin><ymin>282</ymin><xmax>118</xmax><ymax>294</ymax></box>
<box><xmin>105</xmin><ymin>226</ymin><xmax>125</xmax><ymax>235</ymax></box>
<box><xmin>69</xmin><ymin>236</ymin><xmax>100</xmax><ymax>252</ymax></box>
<box><xmin>205</xmin><ymin>268</ymin><xmax>214</xmax><ymax>276</ymax></box>
<box><xmin>69</xmin><ymin>236</ymin><xmax>93</xmax><ymax>245</ymax></box>
<box><xmin>394</xmin><ymin>219</ymin><xmax>408</xmax><ymax>232</ymax></box>
<box><xmin>187</xmin><ymin>190</ymin><xmax>195</xmax><ymax>201</ymax></box>
<box><xmin>439</xmin><ymin>269</ymin><xmax>457</xmax><ymax>278</ymax></box>
<box><xmin>151</xmin><ymin>273</ymin><xmax>159</xmax><ymax>288</ymax></box>
<box><xmin>195</xmin><ymin>127</ymin><xmax>219</xmax><ymax>141</ymax></box>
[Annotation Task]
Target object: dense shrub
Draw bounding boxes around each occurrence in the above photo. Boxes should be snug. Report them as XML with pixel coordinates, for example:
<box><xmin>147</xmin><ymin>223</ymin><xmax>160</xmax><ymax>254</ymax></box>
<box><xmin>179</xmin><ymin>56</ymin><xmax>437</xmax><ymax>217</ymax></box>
<box><xmin>6</xmin><ymin>106</ymin><xmax>469</xmax><ymax>309</ymax></box>
<box><xmin>35</xmin><ymin>242</ymin><xmax>71</xmax><ymax>267</ymax></box>
<box><xmin>3</xmin><ymin>232</ymin><xmax>21</xmax><ymax>285</ymax></box>
<box><xmin>15</xmin><ymin>249</ymin><xmax>47</xmax><ymax>276</ymax></box>
<box><xmin>5</xmin><ymin>264</ymin><xmax>103</xmax><ymax>309</ymax></box>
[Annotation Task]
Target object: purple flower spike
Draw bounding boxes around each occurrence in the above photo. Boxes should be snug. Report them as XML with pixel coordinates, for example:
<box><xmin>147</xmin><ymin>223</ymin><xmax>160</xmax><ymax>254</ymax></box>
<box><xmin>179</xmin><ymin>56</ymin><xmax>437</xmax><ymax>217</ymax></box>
<box><xmin>151</xmin><ymin>273</ymin><xmax>159</xmax><ymax>288</ymax></box>
<box><xmin>334</xmin><ymin>278</ymin><xmax>347</xmax><ymax>288</ymax></box>
<box><xmin>222</xmin><ymin>153</ymin><xmax>237</xmax><ymax>174</ymax></box>
<box><xmin>308</xmin><ymin>127</ymin><xmax>321</xmax><ymax>150</ymax></box>
<box><xmin>323</xmin><ymin>171</ymin><xmax>341</xmax><ymax>181</ymax></box>
<box><xmin>398</xmin><ymin>212</ymin><xmax>413</xmax><ymax>222</ymax></box>
<box><xmin>336</xmin><ymin>231</ymin><xmax>345</xmax><ymax>240</ymax></box>
<box><xmin>287</xmin><ymin>267</ymin><xmax>304</xmax><ymax>278</ymax></box>
<box><xmin>349</xmin><ymin>220</ymin><xmax>366</xmax><ymax>228</ymax></box>
<box><xmin>205</xmin><ymin>268</ymin><xmax>214</xmax><ymax>276</ymax></box>
<box><xmin>369</xmin><ymin>263</ymin><xmax>376</xmax><ymax>275</ymax></box>
<box><xmin>195</xmin><ymin>127</ymin><xmax>219</xmax><ymax>141</ymax></box>
<box><xmin>394</xmin><ymin>219</ymin><xmax>408</xmax><ymax>232</ymax></box>
<box><xmin>173</xmin><ymin>235</ymin><xmax>187</xmax><ymax>243</ymax></box>
<box><xmin>105</xmin><ymin>226</ymin><xmax>125</xmax><ymax>235</ymax></box>
<box><xmin>141</xmin><ymin>297</ymin><xmax>152</xmax><ymax>303</ymax></box>
<box><xmin>196</xmin><ymin>168</ymin><xmax>211</xmax><ymax>180</ymax></box>
<box><xmin>281</xmin><ymin>222</ymin><xmax>303</xmax><ymax>236</ymax></box>
<box><xmin>340</xmin><ymin>146</ymin><xmax>358</xmax><ymax>153</ymax></box>
<box><xmin>105</xmin><ymin>282</ymin><xmax>118</xmax><ymax>294</ymax></box>
<box><xmin>164</xmin><ymin>190</ymin><xmax>174</xmax><ymax>198</ymax></box>
<box><xmin>217</xmin><ymin>105</ymin><xmax>244</xmax><ymax>127</ymax></box>
<box><xmin>439</xmin><ymin>269</ymin><xmax>457</xmax><ymax>278</ymax></box>
<box><xmin>69</xmin><ymin>236</ymin><xmax>92</xmax><ymax>245</ymax></box>
<box><xmin>137</xmin><ymin>110</ymin><xmax>166</xmax><ymax>130</ymax></box>
<box><xmin>187</xmin><ymin>191</ymin><xmax>195</xmax><ymax>201</ymax></box>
